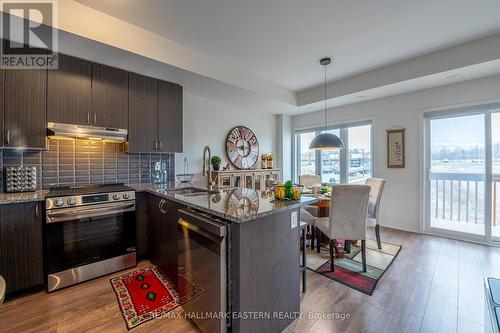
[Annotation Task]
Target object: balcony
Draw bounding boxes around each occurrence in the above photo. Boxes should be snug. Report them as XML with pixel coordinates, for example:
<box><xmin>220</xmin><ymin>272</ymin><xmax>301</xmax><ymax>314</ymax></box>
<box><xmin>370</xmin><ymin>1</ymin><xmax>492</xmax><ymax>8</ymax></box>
<box><xmin>430</xmin><ymin>172</ymin><xmax>500</xmax><ymax>237</ymax></box>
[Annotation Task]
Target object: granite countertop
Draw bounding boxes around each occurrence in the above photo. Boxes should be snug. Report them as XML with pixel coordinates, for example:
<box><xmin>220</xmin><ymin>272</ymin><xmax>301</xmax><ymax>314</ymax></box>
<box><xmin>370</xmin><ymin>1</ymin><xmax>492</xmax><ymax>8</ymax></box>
<box><xmin>132</xmin><ymin>182</ymin><xmax>318</xmax><ymax>223</ymax></box>
<box><xmin>0</xmin><ymin>182</ymin><xmax>318</xmax><ymax>223</ymax></box>
<box><xmin>0</xmin><ymin>190</ymin><xmax>48</xmax><ymax>204</ymax></box>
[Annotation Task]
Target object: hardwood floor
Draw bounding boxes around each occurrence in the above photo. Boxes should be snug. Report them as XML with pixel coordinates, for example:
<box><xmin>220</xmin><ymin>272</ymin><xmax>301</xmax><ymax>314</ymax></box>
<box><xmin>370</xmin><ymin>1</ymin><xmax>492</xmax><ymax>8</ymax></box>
<box><xmin>286</xmin><ymin>227</ymin><xmax>498</xmax><ymax>333</ymax></box>
<box><xmin>0</xmin><ymin>261</ymin><xmax>199</xmax><ymax>333</ymax></box>
<box><xmin>0</xmin><ymin>227</ymin><xmax>498</xmax><ymax>333</ymax></box>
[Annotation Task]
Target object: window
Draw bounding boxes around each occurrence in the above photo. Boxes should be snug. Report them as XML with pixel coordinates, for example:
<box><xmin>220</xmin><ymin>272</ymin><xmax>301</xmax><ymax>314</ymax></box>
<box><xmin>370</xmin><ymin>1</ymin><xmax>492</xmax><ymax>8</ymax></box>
<box><xmin>297</xmin><ymin>131</ymin><xmax>317</xmax><ymax>177</ymax></box>
<box><xmin>295</xmin><ymin>122</ymin><xmax>372</xmax><ymax>185</ymax></box>
<box><xmin>348</xmin><ymin>124</ymin><xmax>372</xmax><ymax>184</ymax></box>
<box><xmin>320</xmin><ymin>129</ymin><xmax>340</xmax><ymax>184</ymax></box>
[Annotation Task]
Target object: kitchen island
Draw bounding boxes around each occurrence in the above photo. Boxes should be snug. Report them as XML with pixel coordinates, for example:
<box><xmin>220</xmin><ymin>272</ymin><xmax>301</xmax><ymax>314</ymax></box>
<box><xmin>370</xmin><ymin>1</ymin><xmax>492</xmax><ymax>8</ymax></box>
<box><xmin>134</xmin><ymin>182</ymin><xmax>317</xmax><ymax>333</ymax></box>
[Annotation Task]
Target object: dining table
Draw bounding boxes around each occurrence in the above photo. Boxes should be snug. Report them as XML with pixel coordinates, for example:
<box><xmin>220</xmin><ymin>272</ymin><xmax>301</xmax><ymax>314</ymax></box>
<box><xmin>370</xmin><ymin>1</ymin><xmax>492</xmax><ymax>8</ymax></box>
<box><xmin>302</xmin><ymin>191</ymin><xmax>331</xmax><ymax>217</ymax></box>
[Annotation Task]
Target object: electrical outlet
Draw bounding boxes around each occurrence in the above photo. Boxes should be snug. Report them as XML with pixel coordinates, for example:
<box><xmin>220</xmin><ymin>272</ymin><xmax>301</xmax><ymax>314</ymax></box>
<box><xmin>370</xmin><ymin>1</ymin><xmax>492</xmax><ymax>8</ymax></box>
<box><xmin>291</xmin><ymin>211</ymin><xmax>298</xmax><ymax>229</ymax></box>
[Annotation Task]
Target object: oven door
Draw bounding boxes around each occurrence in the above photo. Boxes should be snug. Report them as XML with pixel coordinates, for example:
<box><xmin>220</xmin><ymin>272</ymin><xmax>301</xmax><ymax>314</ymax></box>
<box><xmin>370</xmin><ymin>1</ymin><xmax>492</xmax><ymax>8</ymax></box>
<box><xmin>45</xmin><ymin>201</ymin><xmax>136</xmax><ymax>275</ymax></box>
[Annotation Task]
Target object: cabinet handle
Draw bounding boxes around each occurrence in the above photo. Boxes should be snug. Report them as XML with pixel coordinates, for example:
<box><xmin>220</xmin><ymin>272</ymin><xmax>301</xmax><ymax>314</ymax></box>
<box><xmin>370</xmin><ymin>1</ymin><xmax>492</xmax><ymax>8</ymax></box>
<box><xmin>93</xmin><ymin>113</ymin><xmax>97</xmax><ymax>125</ymax></box>
<box><xmin>5</xmin><ymin>130</ymin><xmax>10</xmax><ymax>145</ymax></box>
<box><xmin>87</xmin><ymin>112</ymin><xmax>90</xmax><ymax>125</ymax></box>
<box><xmin>35</xmin><ymin>204</ymin><xmax>39</xmax><ymax>217</ymax></box>
<box><xmin>159</xmin><ymin>199</ymin><xmax>167</xmax><ymax>214</ymax></box>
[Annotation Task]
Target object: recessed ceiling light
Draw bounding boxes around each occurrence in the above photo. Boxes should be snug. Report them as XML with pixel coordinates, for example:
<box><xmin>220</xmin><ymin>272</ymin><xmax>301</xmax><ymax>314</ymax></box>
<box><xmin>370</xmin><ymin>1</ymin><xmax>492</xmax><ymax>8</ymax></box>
<box><xmin>446</xmin><ymin>74</ymin><xmax>460</xmax><ymax>80</ymax></box>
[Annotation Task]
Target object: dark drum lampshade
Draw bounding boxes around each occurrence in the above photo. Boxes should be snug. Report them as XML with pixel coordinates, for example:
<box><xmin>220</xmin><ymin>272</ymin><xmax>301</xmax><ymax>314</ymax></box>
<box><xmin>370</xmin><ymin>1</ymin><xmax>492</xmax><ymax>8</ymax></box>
<box><xmin>309</xmin><ymin>132</ymin><xmax>344</xmax><ymax>150</ymax></box>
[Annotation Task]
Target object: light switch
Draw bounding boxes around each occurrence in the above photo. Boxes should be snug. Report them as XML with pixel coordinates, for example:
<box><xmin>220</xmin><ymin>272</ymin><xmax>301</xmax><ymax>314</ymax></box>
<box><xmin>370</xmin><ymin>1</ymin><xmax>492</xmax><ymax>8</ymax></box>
<box><xmin>291</xmin><ymin>211</ymin><xmax>298</xmax><ymax>229</ymax></box>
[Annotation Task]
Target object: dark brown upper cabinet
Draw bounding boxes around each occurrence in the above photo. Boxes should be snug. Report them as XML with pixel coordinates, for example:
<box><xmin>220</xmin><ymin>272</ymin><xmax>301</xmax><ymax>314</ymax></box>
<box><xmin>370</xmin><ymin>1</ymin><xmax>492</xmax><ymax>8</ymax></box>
<box><xmin>4</xmin><ymin>67</ymin><xmax>47</xmax><ymax>149</ymax></box>
<box><xmin>158</xmin><ymin>81</ymin><xmax>183</xmax><ymax>153</ymax></box>
<box><xmin>128</xmin><ymin>75</ymin><xmax>183</xmax><ymax>153</ymax></box>
<box><xmin>0</xmin><ymin>202</ymin><xmax>44</xmax><ymax>294</ymax></box>
<box><xmin>91</xmin><ymin>63</ymin><xmax>128</xmax><ymax>129</ymax></box>
<box><xmin>128</xmin><ymin>73</ymin><xmax>158</xmax><ymax>153</ymax></box>
<box><xmin>47</xmin><ymin>54</ymin><xmax>92</xmax><ymax>125</ymax></box>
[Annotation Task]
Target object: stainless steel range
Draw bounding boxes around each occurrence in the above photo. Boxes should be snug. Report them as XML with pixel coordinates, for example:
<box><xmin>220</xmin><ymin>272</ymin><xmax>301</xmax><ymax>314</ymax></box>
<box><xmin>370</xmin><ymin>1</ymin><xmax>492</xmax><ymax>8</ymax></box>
<box><xmin>45</xmin><ymin>183</ymin><xmax>136</xmax><ymax>292</ymax></box>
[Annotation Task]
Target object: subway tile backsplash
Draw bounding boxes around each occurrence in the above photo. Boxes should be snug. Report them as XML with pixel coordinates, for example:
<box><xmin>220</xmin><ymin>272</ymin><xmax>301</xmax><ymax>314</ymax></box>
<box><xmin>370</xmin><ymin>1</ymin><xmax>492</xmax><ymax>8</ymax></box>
<box><xmin>0</xmin><ymin>138</ymin><xmax>175</xmax><ymax>190</ymax></box>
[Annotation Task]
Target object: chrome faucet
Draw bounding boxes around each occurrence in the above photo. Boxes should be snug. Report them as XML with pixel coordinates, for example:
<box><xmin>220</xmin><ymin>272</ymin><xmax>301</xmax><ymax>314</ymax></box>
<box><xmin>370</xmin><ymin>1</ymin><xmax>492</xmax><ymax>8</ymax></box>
<box><xmin>202</xmin><ymin>146</ymin><xmax>214</xmax><ymax>190</ymax></box>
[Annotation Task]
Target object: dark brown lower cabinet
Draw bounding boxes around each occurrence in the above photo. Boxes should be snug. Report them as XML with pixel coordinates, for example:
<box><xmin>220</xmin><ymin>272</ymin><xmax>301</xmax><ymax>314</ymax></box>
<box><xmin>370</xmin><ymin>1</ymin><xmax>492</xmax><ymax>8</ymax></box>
<box><xmin>135</xmin><ymin>192</ymin><xmax>149</xmax><ymax>258</ymax></box>
<box><xmin>0</xmin><ymin>202</ymin><xmax>44</xmax><ymax>295</ymax></box>
<box><xmin>148</xmin><ymin>194</ymin><xmax>182</xmax><ymax>286</ymax></box>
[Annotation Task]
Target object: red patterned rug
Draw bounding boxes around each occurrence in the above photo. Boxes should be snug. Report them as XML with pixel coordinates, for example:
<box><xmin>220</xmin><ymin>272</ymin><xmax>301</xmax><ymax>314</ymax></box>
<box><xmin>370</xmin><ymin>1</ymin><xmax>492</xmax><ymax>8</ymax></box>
<box><xmin>110</xmin><ymin>264</ymin><xmax>205</xmax><ymax>330</ymax></box>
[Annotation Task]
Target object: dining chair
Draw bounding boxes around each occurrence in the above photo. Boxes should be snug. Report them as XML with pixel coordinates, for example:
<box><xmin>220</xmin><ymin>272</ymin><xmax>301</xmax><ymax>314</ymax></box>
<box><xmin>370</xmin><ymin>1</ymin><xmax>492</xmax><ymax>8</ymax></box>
<box><xmin>365</xmin><ymin>178</ymin><xmax>387</xmax><ymax>250</ymax></box>
<box><xmin>314</xmin><ymin>185</ymin><xmax>371</xmax><ymax>272</ymax></box>
<box><xmin>299</xmin><ymin>175</ymin><xmax>321</xmax><ymax>249</ymax></box>
<box><xmin>299</xmin><ymin>175</ymin><xmax>321</xmax><ymax>188</ymax></box>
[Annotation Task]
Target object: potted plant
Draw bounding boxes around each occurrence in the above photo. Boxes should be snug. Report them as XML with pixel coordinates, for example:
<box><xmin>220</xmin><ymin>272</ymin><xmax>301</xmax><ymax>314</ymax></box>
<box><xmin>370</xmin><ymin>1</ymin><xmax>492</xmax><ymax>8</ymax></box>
<box><xmin>266</xmin><ymin>153</ymin><xmax>275</xmax><ymax>169</ymax></box>
<box><xmin>261</xmin><ymin>154</ymin><xmax>268</xmax><ymax>169</ymax></box>
<box><xmin>211</xmin><ymin>156</ymin><xmax>222</xmax><ymax>171</ymax></box>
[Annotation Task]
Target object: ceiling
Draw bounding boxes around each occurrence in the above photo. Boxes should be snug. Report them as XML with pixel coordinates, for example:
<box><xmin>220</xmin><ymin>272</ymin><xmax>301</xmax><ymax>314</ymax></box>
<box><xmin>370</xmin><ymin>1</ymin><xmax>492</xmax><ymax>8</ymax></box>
<box><xmin>77</xmin><ymin>0</ymin><xmax>500</xmax><ymax>92</ymax></box>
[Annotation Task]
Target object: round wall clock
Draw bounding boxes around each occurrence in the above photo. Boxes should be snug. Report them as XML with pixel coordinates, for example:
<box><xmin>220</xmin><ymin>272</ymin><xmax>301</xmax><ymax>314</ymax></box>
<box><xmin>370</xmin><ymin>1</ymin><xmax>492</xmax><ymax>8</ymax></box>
<box><xmin>226</xmin><ymin>126</ymin><xmax>259</xmax><ymax>169</ymax></box>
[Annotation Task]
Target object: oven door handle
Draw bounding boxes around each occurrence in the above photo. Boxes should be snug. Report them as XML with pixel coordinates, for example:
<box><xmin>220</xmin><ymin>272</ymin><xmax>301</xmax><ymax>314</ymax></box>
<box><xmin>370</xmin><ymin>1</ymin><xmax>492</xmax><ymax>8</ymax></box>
<box><xmin>46</xmin><ymin>202</ymin><xmax>135</xmax><ymax>223</ymax></box>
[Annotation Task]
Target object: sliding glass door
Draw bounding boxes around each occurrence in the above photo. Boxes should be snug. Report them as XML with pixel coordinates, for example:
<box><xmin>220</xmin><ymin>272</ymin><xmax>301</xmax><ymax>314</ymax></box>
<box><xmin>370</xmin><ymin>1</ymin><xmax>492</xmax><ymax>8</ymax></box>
<box><xmin>425</xmin><ymin>103</ymin><xmax>500</xmax><ymax>243</ymax></box>
<box><xmin>428</xmin><ymin>114</ymin><xmax>486</xmax><ymax>237</ymax></box>
<box><xmin>491</xmin><ymin>112</ymin><xmax>500</xmax><ymax>241</ymax></box>
<box><xmin>295</xmin><ymin>122</ymin><xmax>372</xmax><ymax>185</ymax></box>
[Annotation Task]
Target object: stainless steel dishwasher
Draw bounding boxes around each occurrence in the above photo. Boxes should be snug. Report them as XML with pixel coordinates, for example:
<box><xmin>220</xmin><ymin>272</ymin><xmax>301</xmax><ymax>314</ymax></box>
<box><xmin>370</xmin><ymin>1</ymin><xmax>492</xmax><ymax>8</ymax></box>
<box><xmin>177</xmin><ymin>209</ymin><xmax>228</xmax><ymax>333</ymax></box>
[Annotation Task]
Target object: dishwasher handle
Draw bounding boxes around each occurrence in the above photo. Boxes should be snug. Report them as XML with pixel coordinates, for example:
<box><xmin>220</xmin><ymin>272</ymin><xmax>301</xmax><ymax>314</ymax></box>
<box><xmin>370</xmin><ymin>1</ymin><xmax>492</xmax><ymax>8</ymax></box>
<box><xmin>177</xmin><ymin>209</ymin><xmax>227</xmax><ymax>237</ymax></box>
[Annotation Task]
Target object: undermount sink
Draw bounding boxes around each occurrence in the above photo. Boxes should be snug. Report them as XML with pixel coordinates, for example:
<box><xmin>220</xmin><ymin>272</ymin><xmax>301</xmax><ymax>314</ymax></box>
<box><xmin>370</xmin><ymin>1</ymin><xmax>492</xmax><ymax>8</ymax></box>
<box><xmin>173</xmin><ymin>187</ymin><xmax>219</xmax><ymax>196</ymax></box>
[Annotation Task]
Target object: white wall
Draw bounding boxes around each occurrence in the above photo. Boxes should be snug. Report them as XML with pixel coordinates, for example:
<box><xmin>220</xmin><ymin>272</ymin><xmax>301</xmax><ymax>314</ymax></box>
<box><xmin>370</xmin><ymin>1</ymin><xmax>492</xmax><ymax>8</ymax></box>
<box><xmin>292</xmin><ymin>74</ymin><xmax>500</xmax><ymax>233</ymax></box>
<box><xmin>276</xmin><ymin>115</ymin><xmax>293</xmax><ymax>181</ymax></box>
<box><xmin>177</xmin><ymin>93</ymin><xmax>278</xmax><ymax>175</ymax></box>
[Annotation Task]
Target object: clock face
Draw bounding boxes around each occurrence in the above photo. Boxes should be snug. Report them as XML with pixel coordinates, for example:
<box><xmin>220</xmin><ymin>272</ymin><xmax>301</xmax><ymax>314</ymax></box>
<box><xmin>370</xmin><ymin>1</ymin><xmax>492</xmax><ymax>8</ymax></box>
<box><xmin>226</xmin><ymin>126</ymin><xmax>259</xmax><ymax>169</ymax></box>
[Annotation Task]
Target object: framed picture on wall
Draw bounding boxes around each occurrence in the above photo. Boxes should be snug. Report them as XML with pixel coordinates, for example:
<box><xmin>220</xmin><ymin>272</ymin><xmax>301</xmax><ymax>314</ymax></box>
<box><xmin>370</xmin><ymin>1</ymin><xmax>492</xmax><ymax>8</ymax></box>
<box><xmin>387</xmin><ymin>128</ymin><xmax>405</xmax><ymax>168</ymax></box>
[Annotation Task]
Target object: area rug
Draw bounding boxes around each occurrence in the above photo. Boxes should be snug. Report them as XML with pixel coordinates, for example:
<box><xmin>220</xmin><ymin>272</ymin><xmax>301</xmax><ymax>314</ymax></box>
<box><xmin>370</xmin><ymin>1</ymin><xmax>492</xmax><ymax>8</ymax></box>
<box><xmin>110</xmin><ymin>265</ymin><xmax>205</xmax><ymax>330</ymax></box>
<box><xmin>306</xmin><ymin>239</ymin><xmax>401</xmax><ymax>295</ymax></box>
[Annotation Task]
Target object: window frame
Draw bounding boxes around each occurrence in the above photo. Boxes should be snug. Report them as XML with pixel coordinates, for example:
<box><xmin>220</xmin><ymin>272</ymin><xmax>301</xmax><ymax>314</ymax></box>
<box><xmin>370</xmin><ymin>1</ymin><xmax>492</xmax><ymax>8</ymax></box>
<box><xmin>293</xmin><ymin>119</ymin><xmax>374</xmax><ymax>184</ymax></box>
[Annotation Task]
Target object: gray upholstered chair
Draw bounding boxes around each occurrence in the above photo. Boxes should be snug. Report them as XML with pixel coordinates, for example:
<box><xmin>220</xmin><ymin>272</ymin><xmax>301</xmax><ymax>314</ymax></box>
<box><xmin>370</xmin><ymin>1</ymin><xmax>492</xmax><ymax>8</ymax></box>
<box><xmin>0</xmin><ymin>275</ymin><xmax>5</xmax><ymax>304</ymax></box>
<box><xmin>365</xmin><ymin>178</ymin><xmax>387</xmax><ymax>250</ymax></box>
<box><xmin>315</xmin><ymin>185</ymin><xmax>371</xmax><ymax>272</ymax></box>
<box><xmin>299</xmin><ymin>175</ymin><xmax>321</xmax><ymax>249</ymax></box>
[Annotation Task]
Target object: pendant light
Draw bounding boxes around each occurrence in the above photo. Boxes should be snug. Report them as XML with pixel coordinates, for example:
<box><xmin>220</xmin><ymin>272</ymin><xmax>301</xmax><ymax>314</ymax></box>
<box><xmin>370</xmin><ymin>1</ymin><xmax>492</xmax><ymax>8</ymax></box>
<box><xmin>309</xmin><ymin>57</ymin><xmax>344</xmax><ymax>150</ymax></box>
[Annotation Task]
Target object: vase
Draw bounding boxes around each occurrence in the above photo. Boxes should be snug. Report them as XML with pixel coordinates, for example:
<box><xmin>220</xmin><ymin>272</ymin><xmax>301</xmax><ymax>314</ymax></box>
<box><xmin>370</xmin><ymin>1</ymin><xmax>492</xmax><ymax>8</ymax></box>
<box><xmin>213</xmin><ymin>164</ymin><xmax>220</xmax><ymax>171</ymax></box>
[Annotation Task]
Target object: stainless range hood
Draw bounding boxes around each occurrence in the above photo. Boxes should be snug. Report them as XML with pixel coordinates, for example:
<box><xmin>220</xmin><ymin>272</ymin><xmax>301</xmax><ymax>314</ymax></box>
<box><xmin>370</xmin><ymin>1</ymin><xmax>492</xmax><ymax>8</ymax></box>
<box><xmin>47</xmin><ymin>122</ymin><xmax>128</xmax><ymax>142</ymax></box>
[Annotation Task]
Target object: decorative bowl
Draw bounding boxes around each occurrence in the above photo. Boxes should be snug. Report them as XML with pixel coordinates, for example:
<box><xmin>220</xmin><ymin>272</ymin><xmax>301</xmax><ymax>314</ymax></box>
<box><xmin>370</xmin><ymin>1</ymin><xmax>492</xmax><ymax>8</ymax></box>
<box><xmin>273</xmin><ymin>184</ymin><xmax>304</xmax><ymax>201</ymax></box>
<box><xmin>176</xmin><ymin>173</ymin><xmax>194</xmax><ymax>183</ymax></box>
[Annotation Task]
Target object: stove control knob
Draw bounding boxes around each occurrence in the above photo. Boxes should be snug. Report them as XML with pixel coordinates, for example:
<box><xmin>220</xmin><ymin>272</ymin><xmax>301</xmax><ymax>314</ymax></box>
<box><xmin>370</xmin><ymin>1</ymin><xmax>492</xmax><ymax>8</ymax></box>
<box><xmin>67</xmin><ymin>198</ymin><xmax>76</xmax><ymax>205</ymax></box>
<box><xmin>54</xmin><ymin>198</ymin><xmax>64</xmax><ymax>207</ymax></box>
<box><xmin>123</xmin><ymin>193</ymin><xmax>130</xmax><ymax>199</ymax></box>
<box><xmin>113</xmin><ymin>194</ymin><xmax>121</xmax><ymax>200</ymax></box>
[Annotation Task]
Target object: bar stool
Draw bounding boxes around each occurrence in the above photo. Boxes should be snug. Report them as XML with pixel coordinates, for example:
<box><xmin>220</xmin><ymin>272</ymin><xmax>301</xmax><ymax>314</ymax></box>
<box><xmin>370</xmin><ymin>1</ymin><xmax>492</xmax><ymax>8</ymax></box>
<box><xmin>300</xmin><ymin>222</ymin><xmax>307</xmax><ymax>293</ymax></box>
